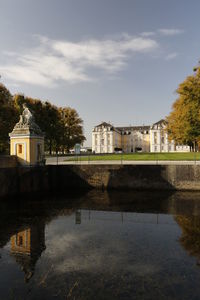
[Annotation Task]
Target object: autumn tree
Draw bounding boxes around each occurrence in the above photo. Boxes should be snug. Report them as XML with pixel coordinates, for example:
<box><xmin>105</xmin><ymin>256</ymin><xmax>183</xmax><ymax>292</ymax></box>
<box><xmin>167</xmin><ymin>65</ymin><xmax>200</xmax><ymax>151</ymax></box>
<box><xmin>176</xmin><ymin>215</ymin><xmax>200</xmax><ymax>261</ymax></box>
<box><xmin>0</xmin><ymin>84</ymin><xmax>18</xmax><ymax>153</ymax></box>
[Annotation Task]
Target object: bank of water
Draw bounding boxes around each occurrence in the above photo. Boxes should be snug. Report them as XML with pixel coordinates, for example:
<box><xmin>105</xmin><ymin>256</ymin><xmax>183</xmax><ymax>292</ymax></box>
<box><xmin>1</xmin><ymin>164</ymin><xmax>200</xmax><ymax>199</ymax></box>
<box><xmin>1</xmin><ymin>190</ymin><xmax>200</xmax><ymax>299</ymax></box>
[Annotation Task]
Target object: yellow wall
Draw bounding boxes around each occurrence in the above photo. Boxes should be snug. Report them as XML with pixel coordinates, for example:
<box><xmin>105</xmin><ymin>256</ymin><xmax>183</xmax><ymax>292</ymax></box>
<box><xmin>30</xmin><ymin>138</ymin><xmax>44</xmax><ymax>164</ymax></box>
<box><xmin>10</xmin><ymin>136</ymin><xmax>44</xmax><ymax>165</ymax></box>
<box><xmin>10</xmin><ymin>137</ymin><xmax>30</xmax><ymax>164</ymax></box>
<box><xmin>11</xmin><ymin>229</ymin><xmax>31</xmax><ymax>255</ymax></box>
<box><xmin>121</xmin><ymin>135</ymin><xmax>128</xmax><ymax>150</ymax></box>
<box><xmin>113</xmin><ymin>131</ymin><xmax>122</xmax><ymax>149</ymax></box>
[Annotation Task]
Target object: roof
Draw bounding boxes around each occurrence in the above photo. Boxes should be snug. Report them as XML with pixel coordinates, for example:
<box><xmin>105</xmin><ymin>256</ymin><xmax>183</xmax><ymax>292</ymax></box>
<box><xmin>152</xmin><ymin>119</ymin><xmax>167</xmax><ymax>126</ymax></box>
<box><xmin>116</xmin><ymin>125</ymin><xmax>150</xmax><ymax>132</ymax></box>
<box><xmin>95</xmin><ymin>122</ymin><xmax>113</xmax><ymax>128</ymax></box>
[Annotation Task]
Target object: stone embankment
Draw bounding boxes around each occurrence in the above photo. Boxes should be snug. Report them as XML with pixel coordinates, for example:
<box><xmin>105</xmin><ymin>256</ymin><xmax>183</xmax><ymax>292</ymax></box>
<box><xmin>0</xmin><ymin>156</ymin><xmax>19</xmax><ymax>168</ymax></box>
<box><xmin>1</xmin><ymin>164</ymin><xmax>200</xmax><ymax>198</ymax></box>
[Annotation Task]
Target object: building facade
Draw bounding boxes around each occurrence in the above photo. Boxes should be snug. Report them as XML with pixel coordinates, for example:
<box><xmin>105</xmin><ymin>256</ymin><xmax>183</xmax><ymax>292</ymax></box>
<box><xmin>92</xmin><ymin>120</ymin><xmax>190</xmax><ymax>153</ymax></box>
<box><xmin>150</xmin><ymin>119</ymin><xmax>175</xmax><ymax>152</ymax></box>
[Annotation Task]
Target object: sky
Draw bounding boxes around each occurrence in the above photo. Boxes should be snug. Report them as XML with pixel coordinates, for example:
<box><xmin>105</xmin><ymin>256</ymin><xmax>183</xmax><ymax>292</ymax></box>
<box><xmin>0</xmin><ymin>0</ymin><xmax>200</xmax><ymax>146</ymax></box>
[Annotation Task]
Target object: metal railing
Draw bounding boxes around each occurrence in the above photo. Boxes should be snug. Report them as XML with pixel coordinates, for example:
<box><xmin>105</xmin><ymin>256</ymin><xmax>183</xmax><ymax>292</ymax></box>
<box><xmin>45</xmin><ymin>151</ymin><xmax>200</xmax><ymax>166</ymax></box>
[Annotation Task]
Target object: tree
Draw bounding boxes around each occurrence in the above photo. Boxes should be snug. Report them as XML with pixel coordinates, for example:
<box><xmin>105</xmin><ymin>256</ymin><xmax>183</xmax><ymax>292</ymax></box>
<box><xmin>176</xmin><ymin>215</ymin><xmax>200</xmax><ymax>262</ymax></box>
<box><xmin>0</xmin><ymin>84</ymin><xmax>18</xmax><ymax>153</ymax></box>
<box><xmin>41</xmin><ymin>101</ymin><xmax>63</xmax><ymax>154</ymax></box>
<box><xmin>13</xmin><ymin>95</ymin><xmax>85</xmax><ymax>154</ymax></box>
<box><xmin>14</xmin><ymin>95</ymin><xmax>63</xmax><ymax>154</ymax></box>
<box><xmin>59</xmin><ymin>107</ymin><xmax>86</xmax><ymax>153</ymax></box>
<box><xmin>167</xmin><ymin>65</ymin><xmax>200</xmax><ymax>151</ymax></box>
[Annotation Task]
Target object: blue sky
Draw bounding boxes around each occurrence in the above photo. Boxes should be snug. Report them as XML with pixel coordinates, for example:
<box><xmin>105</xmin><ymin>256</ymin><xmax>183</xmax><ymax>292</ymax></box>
<box><xmin>0</xmin><ymin>0</ymin><xmax>200</xmax><ymax>145</ymax></box>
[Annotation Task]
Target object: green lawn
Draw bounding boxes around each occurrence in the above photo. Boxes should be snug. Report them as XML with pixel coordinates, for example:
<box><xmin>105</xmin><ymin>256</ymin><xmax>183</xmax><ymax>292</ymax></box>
<box><xmin>66</xmin><ymin>152</ymin><xmax>200</xmax><ymax>161</ymax></box>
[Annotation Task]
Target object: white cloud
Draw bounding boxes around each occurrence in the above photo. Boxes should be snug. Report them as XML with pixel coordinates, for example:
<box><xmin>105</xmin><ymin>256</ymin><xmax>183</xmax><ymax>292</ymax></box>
<box><xmin>158</xmin><ymin>28</ymin><xmax>184</xmax><ymax>36</ymax></box>
<box><xmin>165</xmin><ymin>52</ymin><xmax>178</xmax><ymax>60</ymax></box>
<box><xmin>140</xmin><ymin>32</ymin><xmax>155</xmax><ymax>37</ymax></box>
<box><xmin>0</xmin><ymin>34</ymin><xmax>158</xmax><ymax>87</ymax></box>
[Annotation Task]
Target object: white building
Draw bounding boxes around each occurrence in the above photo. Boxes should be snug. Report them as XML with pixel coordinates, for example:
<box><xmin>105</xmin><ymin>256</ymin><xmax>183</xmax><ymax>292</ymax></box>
<box><xmin>92</xmin><ymin>122</ymin><xmax>120</xmax><ymax>153</ymax></box>
<box><xmin>117</xmin><ymin>125</ymin><xmax>150</xmax><ymax>153</ymax></box>
<box><xmin>150</xmin><ymin>119</ymin><xmax>175</xmax><ymax>152</ymax></box>
<box><xmin>92</xmin><ymin>120</ymin><xmax>190</xmax><ymax>153</ymax></box>
<box><xmin>150</xmin><ymin>119</ymin><xmax>190</xmax><ymax>152</ymax></box>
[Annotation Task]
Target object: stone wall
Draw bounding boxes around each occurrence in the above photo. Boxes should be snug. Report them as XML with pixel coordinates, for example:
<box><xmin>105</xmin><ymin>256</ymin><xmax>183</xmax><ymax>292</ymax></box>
<box><xmin>0</xmin><ymin>156</ymin><xmax>19</xmax><ymax>168</ymax></box>
<box><xmin>0</xmin><ymin>166</ymin><xmax>49</xmax><ymax>198</ymax></box>
<box><xmin>50</xmin><ymin>165</ymin><xmax>200</xmax><ymax>191</ymax></box>
<box><xmin>1</xmin><ymin>164</ymin><xmax>200</xmax><ymax>198</ymax></box>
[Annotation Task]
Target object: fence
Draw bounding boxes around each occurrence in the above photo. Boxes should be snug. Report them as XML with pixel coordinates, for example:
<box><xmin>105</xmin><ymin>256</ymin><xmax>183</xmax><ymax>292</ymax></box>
<box><xmin>45</xmin><ymin>151</ymin><xmax>200</xmax><ymax>166</ymax></box>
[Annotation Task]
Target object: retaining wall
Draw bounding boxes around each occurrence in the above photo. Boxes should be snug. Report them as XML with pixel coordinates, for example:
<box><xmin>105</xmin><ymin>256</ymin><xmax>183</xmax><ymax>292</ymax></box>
<box><xmin>1</xmin><ymin>164</ymin><xmax>200</xmax><ymax>198</ymax></box>
<box><xmin>0</xmin><ymin>156</ymin><xmax>19</xmax><ymax>168</ymax></box>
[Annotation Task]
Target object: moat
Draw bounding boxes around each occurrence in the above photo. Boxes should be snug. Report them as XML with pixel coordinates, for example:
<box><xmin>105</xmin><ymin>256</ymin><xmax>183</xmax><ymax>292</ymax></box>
<box><xmin>1</xmin><ymin>190</ymin><xmax>200</xmax><ymax>299</ymax></box>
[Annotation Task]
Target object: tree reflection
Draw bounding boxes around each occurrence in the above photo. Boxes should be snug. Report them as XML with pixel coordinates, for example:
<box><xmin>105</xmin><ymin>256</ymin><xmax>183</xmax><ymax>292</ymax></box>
<box><xmin>176</xmin><ymin>215</ymin><xmax>200</xmax><ymax>264</ymax></box>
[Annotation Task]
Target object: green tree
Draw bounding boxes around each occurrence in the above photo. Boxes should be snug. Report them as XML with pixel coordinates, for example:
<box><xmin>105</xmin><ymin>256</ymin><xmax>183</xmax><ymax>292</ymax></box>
<box><xmin>0</xmin><ymin>84</ymin><xmax>18</xmax><ymax>153</ymax></box>
<box><xmin>41</xmin><ymin>101</ymin><xmax>63</xmax><ymax>154</ymax></box>
<box><xmin>13</xmin><ymin>95</ymin><xmax>87</xmax><ymax>154</ymax></box>
<box><xmin>167</xmin><ymin>65</ymin><xmax>200</xmax><ymax>151</ymax></box>
<box><xmin>14</xmin><ymin>94</ymin><xmax>63</xmax><ymax>154</ymax></box>
<box><xmin>59</xmin><ymin>107</ymin><xmax>86</xmax><ymax>153</ymax></box>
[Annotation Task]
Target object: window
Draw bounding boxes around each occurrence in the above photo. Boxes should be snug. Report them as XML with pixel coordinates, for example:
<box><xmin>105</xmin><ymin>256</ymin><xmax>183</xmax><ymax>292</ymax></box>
<box><xmin>16</xmin><ymin>234</ymin><xmax>23</xmax><ymax>247</ymax></box>
<box><xmin>161</xmin><ymin>137</ymin><xmax>164</xmax><ymax>143</ymax></box>
<box><xmin>19</xmin><ymin>236</ymin><xmax>23</xmax><ymax>246</ymax></box>
<box><xmin>18</xmin><ymin>144</ymin><xmax>22</xmax><ymax>154</ymax></box>
<box><xmin>154</xmin><ymin>132</ymin><xmax>157</xmax><ymax>144</ymax></box>
<box><xmin>108</xmin><ymin>134</ymin><xmax>111</xmax><ymax>146</ymax></box>
<box><xmin>95</xmin><ymin>135</ymin><xmax>98</xmax><ymax>145</ymax></box>
<box><xmin>155</xmin><ymin>146</ymin><xmax>157</xmax><ymax>152</ymax></box>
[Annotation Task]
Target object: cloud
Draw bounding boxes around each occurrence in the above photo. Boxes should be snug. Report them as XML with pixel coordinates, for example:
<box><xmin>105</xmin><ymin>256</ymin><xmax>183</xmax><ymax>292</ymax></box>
<box><xmin>158</xmin><ymin>28</ymin><xmax>184</xmax><ymax>36</ymax></box>
<box><xmin>165</xmin><ymin>52</ymin><xmax>178</xmax><ymax>61</ymax></box>
<box><xmin>140</xmin><ymin>32</ymin><xmax>155</xmax><ymax>37</ymax></box>
<box><xmin>0</xmin><ymin>34</ymin><xmax>158</xmax><ymax>87</ymax></box>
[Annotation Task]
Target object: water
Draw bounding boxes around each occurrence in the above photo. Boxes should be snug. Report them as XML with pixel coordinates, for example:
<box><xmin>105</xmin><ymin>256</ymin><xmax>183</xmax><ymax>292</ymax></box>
<box><xmin>1</xmin><ymin>190</ymin><xmax>200</xmax><ymax>299</ymax></box>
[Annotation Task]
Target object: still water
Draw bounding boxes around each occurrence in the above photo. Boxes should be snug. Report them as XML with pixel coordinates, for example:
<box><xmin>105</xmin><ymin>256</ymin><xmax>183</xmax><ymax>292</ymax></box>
<box><xmin>1</xmin><ymin>190</ymin><xmax>200</xmax><ymax>299</ymax></box>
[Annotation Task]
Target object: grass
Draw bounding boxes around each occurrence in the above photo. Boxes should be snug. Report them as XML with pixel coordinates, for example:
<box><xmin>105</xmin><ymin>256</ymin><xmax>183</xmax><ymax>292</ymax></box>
<box><xmin>65</xmin><ymin>152</ymin><xmax>200</xmax><ymax>161</ymax></box>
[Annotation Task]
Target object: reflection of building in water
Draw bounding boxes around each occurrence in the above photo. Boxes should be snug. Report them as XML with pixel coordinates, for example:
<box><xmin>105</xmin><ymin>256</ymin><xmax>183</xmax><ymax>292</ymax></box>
<box><xmin>10</xmin><ymin>222</ymin><xmax>46</xmax><ymax>282</ymax></box>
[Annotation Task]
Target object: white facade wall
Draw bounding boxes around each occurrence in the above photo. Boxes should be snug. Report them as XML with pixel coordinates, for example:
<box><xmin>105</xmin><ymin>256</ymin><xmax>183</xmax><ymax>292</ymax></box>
<box><xmin>92</xmin><ymin>124</ymin><xmax>116</xmax><ymax>153</ymax></box>
<box><xmin>92</xmin><ymin>121</ymin><xmax>191</xmax><ymax>154</ymax></box>
<box><xmin>150</xmin><ymin>124</ymin><xmax>175</xmax><ymax>152</ymax></box>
